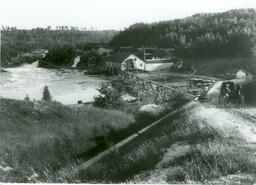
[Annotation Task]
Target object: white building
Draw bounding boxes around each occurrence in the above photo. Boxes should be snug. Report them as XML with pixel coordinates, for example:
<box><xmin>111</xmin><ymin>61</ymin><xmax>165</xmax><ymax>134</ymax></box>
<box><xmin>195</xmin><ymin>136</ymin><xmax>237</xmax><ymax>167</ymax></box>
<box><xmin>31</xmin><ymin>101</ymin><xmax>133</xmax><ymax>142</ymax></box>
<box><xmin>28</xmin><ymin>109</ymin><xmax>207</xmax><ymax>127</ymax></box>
<box><xmin>236</xmin><ymin>70</ymin><xmax>254</xmax><ymax>81</ymax></box>
<box><xmin>98</xmin><ymin>48</ymin><xmax>113</xmax><ymax>56</ymax></box>
<box><xmin>121</xmin><ymin>55</ymin><xmax>174</xmax><ymax>72</ymax></box>
<box><xmin>144</xmin><ymin>58</ymin><xmax>174</xmax><ymax>72</ymax></box>
<box><xmin>236</xmin><ymin>70</ymin><xmax>246</xmax><ymax>79</ymax></box>
<box><xmin>121</xmin><ymin>55</ymin><xmax>146</xmax><ymax>71</ymax></box>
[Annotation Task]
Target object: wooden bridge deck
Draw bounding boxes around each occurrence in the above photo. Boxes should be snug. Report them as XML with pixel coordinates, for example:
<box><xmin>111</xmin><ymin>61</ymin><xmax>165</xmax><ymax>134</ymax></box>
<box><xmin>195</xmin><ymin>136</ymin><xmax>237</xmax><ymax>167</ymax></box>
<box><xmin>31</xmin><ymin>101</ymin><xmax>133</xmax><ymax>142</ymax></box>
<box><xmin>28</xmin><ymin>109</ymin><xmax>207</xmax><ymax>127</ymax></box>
<box><xmin>121</xmin><ymin>71</ymin><xmax>184</xmax><ymax>103</ymax></box>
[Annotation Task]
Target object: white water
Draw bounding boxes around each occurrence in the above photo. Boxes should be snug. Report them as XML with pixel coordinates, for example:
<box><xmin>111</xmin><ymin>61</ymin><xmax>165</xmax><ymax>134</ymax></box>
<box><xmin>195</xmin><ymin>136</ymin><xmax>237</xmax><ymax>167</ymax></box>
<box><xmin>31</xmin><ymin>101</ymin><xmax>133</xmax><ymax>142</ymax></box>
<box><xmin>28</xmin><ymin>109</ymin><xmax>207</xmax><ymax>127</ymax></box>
<box><xmin>71</xmin><ymin>56</ymin><xmax>81</xmax><ymax>68</ymax></box>
<box><xmin>0</xmin><ymin>61</ymin><xmax>105</xmax><ymax>104</ymax></box>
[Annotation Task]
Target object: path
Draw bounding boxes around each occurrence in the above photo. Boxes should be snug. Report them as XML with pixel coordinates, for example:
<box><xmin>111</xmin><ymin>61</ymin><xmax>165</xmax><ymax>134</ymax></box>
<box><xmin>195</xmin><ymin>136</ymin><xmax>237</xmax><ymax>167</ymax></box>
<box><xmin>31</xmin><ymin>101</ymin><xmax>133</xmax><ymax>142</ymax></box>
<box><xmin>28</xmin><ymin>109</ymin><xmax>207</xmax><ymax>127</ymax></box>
<box><xmin>201</xmin><ymin>80</ymin><xmax>256</xmax><ymax>144</ymax></box>
<box><xmin>131</xmin><ymin>80</ymin><xmax>256</xmax><ymax>183</ymax></box>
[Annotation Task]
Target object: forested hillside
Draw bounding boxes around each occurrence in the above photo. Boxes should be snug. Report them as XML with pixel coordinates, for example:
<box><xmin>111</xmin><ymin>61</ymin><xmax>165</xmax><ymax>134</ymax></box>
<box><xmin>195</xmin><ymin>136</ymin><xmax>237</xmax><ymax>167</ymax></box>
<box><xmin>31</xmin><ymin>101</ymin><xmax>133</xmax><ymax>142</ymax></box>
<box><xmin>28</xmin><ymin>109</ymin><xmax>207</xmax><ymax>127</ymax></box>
<box><xmin>109</xmin><ymin>9</ymin><xmax>256</xmax><ymax>58</ymax></box>
<box><xmin>1</xmin><ymin>27</ymin><xmax>117</xmax><ymax>66</ymax></box>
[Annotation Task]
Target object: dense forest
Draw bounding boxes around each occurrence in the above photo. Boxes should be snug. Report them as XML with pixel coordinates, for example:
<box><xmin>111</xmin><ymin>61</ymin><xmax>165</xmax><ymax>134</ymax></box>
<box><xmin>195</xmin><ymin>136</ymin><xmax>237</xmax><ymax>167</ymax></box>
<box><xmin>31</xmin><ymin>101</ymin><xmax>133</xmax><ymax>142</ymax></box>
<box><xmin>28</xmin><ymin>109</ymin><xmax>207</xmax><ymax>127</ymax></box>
<box><xmin>109</xmin><ymin>9</ymin><xmax>256</xmax><ymax>58</ymax></box>
<box><xmin>2</xmin><ymin>9</ymin><xmax>256</xmax><ymax>67</ymax></box>
<box><xmin>1</xmin><ymin>27</ymin><xmax>117</xmax><ymax>66</ymax></box>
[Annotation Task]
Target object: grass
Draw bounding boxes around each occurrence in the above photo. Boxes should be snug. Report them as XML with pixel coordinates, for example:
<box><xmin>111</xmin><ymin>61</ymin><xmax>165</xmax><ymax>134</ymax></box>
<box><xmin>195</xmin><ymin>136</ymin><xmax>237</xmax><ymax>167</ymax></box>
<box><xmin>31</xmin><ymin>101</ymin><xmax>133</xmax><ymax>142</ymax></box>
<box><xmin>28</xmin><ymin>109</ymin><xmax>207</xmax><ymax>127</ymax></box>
<box><xmin>74</xmin><ymin>102</ymin><xmax>256</xmax><ymax>183</ymax></box>
<box><xmin>0</xmin><ymin>98</ymin><xmax>136</xmax><ymax>182</ymax></box>
<box><xmin>185</xmin><ymin>57</ymin><xmax>256</xmax><ymax>77</ymax></box>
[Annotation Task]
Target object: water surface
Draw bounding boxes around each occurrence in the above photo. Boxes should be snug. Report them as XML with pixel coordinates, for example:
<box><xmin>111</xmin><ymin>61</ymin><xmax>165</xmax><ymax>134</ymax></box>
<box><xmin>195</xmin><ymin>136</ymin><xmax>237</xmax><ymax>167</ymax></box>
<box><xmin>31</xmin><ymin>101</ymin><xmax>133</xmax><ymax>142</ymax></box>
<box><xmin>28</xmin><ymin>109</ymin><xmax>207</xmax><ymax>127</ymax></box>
<box><xmin>0</xmin><ymin>61</ymin><xmax>105</xmax><ymax>104</ymax></box>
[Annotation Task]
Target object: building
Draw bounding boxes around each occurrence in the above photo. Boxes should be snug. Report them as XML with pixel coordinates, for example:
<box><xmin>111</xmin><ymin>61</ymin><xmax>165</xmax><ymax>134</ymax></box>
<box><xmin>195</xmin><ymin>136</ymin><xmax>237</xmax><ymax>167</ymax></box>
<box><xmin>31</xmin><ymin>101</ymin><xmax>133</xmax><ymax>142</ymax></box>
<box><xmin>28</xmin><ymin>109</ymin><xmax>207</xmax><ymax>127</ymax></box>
<box><xmin>104</xmin><ymin>53</ymin><xmax>131</xmax><ymax>74</ymax></box>
<box><xmin>236</xmin><ymin>69</ymin><xmax>254</xmax><ymax>81</ymax></box>
<box><xmin>105</xmin><ymin>53</ymin><xmax>175</xmax><ymax>73</ymax></box>
<box><xmin>236</xmin><ymin>70</ymin><xmax>246</xmax><ymax>79</ymax></box>
<box><xmin>144</xmin><ymin>57</ymin><xmax>174</xmax><ymax>72</ymax></box>
<box><xmin>120</xmin><ymin>54</ymin><xmax>175</xmax><ymax>72</ymax></box>
<box><xmin>121</xmin><ymin>54</ymin><xmax>146</xmax><ymax>71</ymax></box>
<box><xmin>97</xmin><ymin>48</ymin><xmax>113</xmax><ymax>56</ymax></box>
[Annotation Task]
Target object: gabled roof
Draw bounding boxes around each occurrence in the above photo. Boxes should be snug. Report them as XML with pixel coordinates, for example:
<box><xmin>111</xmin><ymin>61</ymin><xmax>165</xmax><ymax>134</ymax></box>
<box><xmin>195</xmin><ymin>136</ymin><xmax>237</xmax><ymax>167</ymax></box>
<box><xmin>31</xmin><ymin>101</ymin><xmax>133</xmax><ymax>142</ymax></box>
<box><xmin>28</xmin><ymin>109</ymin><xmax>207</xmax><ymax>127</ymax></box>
<box><xmin>236</xmin><ymin>69</ymin><xmax>246</xmax><ymax>74</ymax></box>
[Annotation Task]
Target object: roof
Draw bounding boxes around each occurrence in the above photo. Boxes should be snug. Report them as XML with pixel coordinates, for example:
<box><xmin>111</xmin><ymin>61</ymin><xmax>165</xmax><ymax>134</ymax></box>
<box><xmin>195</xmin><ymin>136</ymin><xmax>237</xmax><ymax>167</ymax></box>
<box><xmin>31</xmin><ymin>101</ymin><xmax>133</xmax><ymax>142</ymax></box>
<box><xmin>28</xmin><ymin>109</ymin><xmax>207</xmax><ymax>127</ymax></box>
<box><xmin>145</xmin><ymin>57</ymin><xmax>179</xmax><ymax>64</ymax></box>
<box><xmin>236</xmin><ymin>69</ymin><xmax>246</xmax><ymax>74</ymax></box>
<box><xmin>102</xmin><ymin>52</ymin><xmax>133</xmax><ymax>63</ymax></box>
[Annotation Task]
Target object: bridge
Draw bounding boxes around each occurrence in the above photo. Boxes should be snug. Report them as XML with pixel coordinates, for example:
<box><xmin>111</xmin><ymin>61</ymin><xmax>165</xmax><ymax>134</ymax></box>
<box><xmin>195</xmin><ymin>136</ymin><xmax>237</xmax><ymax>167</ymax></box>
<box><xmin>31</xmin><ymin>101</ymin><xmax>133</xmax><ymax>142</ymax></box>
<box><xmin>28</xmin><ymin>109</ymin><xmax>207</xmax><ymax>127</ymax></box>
<box><xmin>120</xmin><ymin>71</ymin><xmax>184</xmax><ymax>104</ymax></box>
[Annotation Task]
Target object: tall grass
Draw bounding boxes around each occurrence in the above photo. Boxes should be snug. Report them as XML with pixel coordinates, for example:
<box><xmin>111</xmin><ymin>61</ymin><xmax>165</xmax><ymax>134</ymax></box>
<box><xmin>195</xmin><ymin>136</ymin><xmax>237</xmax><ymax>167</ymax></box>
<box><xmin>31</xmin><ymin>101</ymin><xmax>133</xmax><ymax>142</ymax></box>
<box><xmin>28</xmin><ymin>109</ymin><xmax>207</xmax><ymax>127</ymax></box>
<box><xmin>76</xmin><ymin>103</ymin><xmax>256</xmax><ymax>183</ymax></box>
<box><xmin>0</xmin><ymin>98</ymin><xmax>135</xmax><ymax>182</ymax></box>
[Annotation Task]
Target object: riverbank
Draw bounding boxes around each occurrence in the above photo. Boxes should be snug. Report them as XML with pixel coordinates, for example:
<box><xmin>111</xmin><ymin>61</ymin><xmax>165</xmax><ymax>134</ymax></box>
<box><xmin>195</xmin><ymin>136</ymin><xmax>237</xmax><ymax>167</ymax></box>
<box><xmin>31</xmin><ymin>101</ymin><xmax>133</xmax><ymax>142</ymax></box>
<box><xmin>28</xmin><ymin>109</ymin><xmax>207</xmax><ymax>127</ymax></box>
<box><xmin>0</xmin><ymin>62</ymin><xmax>107</xmax><ymax>105</ymax></box>
<box><xmin>0</xmin><ymin>98</ymin><xmax>140</xmax><ymax>182</ymax></box>
<box><xmin>71</xmin><ymin>101</ymin><xmax>256</xmax><ymax>184</ymax></box>
<box><xmin>0</xmin><ymin>70</ymin><xmax>193</xmax><ymax>183</ymax></box>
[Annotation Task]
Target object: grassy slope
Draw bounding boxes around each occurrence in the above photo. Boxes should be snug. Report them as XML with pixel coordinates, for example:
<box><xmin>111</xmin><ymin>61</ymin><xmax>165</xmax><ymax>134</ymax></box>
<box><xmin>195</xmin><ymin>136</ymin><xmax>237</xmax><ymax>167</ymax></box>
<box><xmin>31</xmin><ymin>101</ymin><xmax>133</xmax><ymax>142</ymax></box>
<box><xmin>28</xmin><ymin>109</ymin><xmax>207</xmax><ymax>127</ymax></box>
<box><xmin>0</xmin><ymin>98</ymin><xmax>135</xmax><ymax>182</ymax></box>
<box><xmin>186</xmin><ymin>57</ymin><xmax>256</xmax><ymax>77</ymax></box>
<box><xmin>76</xmin><ymin>102</ymin><xmax>256</xmax><ymax>184</ymax></box>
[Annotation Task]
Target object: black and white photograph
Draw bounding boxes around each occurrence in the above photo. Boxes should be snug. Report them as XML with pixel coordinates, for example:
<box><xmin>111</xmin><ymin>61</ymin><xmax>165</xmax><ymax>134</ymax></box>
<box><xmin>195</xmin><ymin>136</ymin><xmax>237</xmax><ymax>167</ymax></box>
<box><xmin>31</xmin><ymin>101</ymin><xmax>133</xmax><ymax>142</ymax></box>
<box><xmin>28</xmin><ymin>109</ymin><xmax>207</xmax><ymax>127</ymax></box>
<box><xmin>0</xmin><ymin>0</ymin><xmax>256</xmax><ymax>184</ymax></box>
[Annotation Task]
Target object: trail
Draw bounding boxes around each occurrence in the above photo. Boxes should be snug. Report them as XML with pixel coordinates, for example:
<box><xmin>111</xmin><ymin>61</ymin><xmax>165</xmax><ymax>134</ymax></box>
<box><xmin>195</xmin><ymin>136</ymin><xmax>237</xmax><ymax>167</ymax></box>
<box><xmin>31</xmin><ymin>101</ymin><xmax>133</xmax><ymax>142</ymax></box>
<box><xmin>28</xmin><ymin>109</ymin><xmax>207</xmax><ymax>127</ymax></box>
<box><xmin>131</xmin><ymin>80</ymin><xmax>256</xmax><ymax>184</ymax></box>
<box><xmin>203</xmin><ymin>80</ymin><xmax>256</xmax><ymax>144</ymax></box>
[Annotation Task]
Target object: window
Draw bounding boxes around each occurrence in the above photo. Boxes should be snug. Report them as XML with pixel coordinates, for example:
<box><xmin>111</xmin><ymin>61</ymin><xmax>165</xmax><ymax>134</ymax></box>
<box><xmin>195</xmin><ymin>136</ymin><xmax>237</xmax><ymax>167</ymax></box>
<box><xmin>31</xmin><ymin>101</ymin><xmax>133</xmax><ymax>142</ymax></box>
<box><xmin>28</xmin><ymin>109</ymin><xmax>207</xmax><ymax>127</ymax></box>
<box><xmin>140</xmin><ymin>63</ymin><xmax>142</xmax><ymax>67</ymax></box>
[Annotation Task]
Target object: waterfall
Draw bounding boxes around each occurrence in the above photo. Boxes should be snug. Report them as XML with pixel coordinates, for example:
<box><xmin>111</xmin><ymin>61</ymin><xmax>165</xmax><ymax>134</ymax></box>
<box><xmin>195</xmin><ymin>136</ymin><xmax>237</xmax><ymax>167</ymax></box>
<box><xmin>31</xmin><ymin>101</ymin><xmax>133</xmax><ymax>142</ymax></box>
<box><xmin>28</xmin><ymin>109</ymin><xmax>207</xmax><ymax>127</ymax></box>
<box><xmin>22</xmin><ymin>61</ymin><xmax>39</xmax><ymax>68</ymax></box>
<box><xmin>71</xmin><ymin>56</ymin><xmax>81</xmax><ymax>68</ymax></box>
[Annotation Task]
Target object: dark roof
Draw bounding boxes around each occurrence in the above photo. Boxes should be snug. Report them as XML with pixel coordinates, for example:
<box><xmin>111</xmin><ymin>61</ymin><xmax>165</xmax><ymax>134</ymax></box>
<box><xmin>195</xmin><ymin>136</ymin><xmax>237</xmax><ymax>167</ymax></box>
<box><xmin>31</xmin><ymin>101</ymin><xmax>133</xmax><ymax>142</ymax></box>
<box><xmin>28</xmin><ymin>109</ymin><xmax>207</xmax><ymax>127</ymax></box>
<box><xmin>102</xmin><ymin>52</ymin><xmax>131</xmax><ymax>63</ymax></box>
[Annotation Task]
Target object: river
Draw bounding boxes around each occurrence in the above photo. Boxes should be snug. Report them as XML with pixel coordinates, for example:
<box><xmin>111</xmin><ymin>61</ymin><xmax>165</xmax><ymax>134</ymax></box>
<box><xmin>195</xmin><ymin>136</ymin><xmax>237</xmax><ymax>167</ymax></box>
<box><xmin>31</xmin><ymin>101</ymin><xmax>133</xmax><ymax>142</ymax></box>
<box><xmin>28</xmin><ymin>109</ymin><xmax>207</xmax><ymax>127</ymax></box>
<box><xmin>0</xmin><ymin>61</ymin><xmax>105</xmax><ymax>104</ymax></box>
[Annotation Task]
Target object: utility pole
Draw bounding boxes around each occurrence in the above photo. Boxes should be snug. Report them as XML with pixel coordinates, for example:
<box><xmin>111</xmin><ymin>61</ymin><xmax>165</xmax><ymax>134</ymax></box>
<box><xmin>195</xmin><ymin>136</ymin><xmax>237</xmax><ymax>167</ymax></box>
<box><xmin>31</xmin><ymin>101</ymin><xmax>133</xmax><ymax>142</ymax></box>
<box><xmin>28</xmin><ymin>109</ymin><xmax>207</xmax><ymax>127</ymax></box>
<box><xmin>158</xmin><ymin>70</ymin><xmax>160</xmax><ymax>82</ymax></box>
<box><xmin>138</xmin><ymin>82</ymin><xmax>141</xmax><ymax>108</ymax></box>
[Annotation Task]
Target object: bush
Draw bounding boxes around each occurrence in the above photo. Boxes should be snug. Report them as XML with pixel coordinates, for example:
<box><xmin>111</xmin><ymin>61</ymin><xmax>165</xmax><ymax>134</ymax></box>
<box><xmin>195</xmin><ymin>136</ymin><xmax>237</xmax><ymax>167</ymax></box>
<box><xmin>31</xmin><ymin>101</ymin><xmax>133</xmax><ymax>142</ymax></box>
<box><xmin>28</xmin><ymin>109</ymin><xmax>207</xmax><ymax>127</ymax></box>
<box><xmin>164</xmin><ymin>91</ymin><xmax>192</xmax><ymax>111</ymax></box>
<box><xmin>42</xmin><ymin>86</ymin><xmax>52</xmax><ymax>102</ymax></box>
<box><xmin>24</xmin><ymin>94</ymin><xmax>30</xmax><ymax>101</ymax></box>
<box><xmin>94</xmin><ymin>83</ymin><xmax>123</xmax><ymax>109</ymax></box>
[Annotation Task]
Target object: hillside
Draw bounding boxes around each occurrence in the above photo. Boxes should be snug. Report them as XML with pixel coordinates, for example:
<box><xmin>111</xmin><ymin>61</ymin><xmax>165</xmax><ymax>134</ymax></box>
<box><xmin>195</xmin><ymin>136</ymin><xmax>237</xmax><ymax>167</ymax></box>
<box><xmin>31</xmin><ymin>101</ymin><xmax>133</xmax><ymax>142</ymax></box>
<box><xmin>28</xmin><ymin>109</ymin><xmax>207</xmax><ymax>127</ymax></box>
<box><xmin>0</xmin><ymin>98</ymin><xmax>135</xmax><ymax>182</ymax></box>
<box><xmin>69</xmin><ymin>89</ymin><xmax>256</xmax><ymax>184</ymax></box>
<box><xmin>109</xmin><ymin>9</ymin><xmax>256</xmax><ymax>58</ymax></box>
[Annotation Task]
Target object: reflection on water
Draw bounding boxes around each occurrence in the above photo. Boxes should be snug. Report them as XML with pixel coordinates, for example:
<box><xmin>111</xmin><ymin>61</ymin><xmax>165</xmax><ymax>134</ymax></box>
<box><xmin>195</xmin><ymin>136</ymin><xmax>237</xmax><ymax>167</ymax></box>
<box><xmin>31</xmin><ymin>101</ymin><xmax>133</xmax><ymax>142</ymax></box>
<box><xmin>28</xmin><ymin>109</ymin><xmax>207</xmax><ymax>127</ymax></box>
<box><xmin>0</xmin><ymin>61</ymin><xmax>105</xmax><ymax>104</ymax></box>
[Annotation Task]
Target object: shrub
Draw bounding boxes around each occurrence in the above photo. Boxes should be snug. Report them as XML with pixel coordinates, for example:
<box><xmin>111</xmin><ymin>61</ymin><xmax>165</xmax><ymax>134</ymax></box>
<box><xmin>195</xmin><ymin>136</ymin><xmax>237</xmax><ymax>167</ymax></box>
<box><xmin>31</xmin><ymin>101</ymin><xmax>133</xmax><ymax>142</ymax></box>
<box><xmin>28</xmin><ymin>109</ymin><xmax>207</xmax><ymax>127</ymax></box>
<box><xmin>94</xmin><ymin>83</ymin><xmax>123</xmax><ymax>109</ymax></box>
<box><xmin>42</xmin><ymin>86</ymin><xmax>52</xmax><ymax>102</ymax></box>
<box><xmin>164</xmin><ymin>91</ymin><xmax>192</xmax><ymax>111</ymax></box>
<box><xmin>24</xmin><ymin>94</ymin><xmax>30</xmax><ymax>101</ymax></box>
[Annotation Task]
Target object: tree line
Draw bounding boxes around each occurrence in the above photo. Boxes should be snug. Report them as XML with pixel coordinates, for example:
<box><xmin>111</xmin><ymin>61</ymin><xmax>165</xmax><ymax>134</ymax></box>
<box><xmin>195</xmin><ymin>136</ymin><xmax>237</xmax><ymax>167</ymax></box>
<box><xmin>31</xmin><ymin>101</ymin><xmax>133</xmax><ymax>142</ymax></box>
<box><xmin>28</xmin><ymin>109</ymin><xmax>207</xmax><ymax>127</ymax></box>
<box><xmin>1</xmin><ymin>27</ymin><xmax>117</xmax><ymax>66</ymax></box>
<box><xmin>109</xmin><ymin>9</ymin><xmax>256</xmax><ymax>58</ymax></box>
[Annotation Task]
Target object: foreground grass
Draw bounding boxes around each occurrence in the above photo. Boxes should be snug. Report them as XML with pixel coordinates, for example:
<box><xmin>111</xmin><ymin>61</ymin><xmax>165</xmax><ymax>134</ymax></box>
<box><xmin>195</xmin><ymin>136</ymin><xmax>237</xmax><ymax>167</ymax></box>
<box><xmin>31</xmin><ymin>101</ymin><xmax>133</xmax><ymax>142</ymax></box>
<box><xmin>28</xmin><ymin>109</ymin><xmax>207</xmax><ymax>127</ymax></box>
<box><xmin>75</xmin><ymin>102</ymin><xmax>256</xmax><ymax>183</ymax></box>
<box><xmin>0</xmin><ymin>98</ymin><xmax>137</xmax><ymax>182</ymax></box>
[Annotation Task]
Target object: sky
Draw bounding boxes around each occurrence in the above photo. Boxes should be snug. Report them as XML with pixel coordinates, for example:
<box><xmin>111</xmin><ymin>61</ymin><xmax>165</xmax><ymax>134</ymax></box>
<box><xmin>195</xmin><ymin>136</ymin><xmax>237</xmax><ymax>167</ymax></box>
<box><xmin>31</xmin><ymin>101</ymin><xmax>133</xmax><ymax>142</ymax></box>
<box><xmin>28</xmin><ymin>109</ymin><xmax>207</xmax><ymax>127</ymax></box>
<box><xmin>0</xmin><ymin>0</ymin><xmax>256</xmax><ymax>30</ymax></box>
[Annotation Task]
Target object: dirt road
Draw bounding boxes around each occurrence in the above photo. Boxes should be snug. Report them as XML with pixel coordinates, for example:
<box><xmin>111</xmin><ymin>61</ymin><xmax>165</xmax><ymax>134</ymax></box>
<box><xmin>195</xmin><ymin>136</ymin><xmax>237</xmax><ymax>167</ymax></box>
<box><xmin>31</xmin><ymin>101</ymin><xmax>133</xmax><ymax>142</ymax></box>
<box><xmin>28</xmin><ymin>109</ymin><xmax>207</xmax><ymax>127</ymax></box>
<box><xmin>202</xmin><ymin>80</ymin><xmax>256</xmax><ymax>144</ymax></box>
<box><xmin>131</xmin><ymin>81</ymin><xmax>256</xmax><ymax>184</ymax></box>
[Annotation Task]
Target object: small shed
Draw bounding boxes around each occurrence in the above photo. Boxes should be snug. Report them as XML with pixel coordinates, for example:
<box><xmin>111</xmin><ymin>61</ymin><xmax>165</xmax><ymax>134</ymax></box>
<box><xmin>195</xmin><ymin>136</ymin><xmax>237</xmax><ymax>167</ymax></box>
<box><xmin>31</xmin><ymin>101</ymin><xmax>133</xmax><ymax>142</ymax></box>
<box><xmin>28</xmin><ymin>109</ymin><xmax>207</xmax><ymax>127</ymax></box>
<box><xmin>236</xmin><ymin>69</ymin><xmax>253</xmax><ymax>81</ymax></box>
<box><xmin>98</xmin><ymin>48</ymin><xmax>113</xmax><ymax>56</ymax></box>
<box><xmin>236</xmin><ymin>70</ymin><xmax>246</xmax><ymax>79</ymax></box>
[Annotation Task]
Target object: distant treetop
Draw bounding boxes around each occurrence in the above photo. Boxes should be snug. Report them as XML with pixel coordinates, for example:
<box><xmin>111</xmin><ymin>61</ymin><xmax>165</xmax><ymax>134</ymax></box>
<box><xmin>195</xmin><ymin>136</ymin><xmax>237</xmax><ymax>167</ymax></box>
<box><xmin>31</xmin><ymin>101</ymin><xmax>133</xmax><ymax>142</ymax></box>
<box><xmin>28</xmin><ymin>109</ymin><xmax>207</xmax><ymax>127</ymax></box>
<box><xmin>109</xmin><ymin>9</ymin><xmax>256</xmax><ymax>58</ymax></box>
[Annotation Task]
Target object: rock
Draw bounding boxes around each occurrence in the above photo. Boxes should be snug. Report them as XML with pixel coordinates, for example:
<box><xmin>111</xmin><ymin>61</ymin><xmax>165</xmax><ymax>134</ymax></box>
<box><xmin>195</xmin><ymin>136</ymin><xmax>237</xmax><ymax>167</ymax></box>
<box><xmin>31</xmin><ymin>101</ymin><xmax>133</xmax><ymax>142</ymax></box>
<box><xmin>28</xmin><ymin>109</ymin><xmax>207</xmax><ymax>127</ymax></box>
<box><xmin>140</xmin><ymin>104</ymin><xmax>164</xmax><ymax>116</ymax></box>
<box><xmin>0</xmin><ymin>68</ymin><xmax>7</xmax><ymax>72</ymax></box>
<box><xmin>121</xmin><ymin>94</ymin><xmax>137</xmax><ymax>102</ymax></box>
